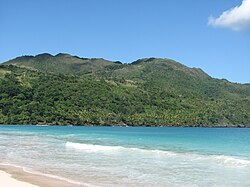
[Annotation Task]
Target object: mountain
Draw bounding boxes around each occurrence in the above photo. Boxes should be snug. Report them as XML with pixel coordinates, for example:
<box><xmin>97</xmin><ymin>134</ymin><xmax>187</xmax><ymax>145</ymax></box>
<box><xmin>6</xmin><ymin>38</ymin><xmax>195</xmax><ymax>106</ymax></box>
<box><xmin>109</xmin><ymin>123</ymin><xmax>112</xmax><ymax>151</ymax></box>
<box><xmin>1</xmin><ymin>53</ymin><xmax>250</xmax><ymax>127</ymax></box>
<box><xmin>3</xmin><ymin>53</ymin><xmax>208</xmax><ymax>78</ymax></box>
<box><xmin>4</xmin><ymin>53</ymin><xmax>120</xmax><ymax>75</ymax></box>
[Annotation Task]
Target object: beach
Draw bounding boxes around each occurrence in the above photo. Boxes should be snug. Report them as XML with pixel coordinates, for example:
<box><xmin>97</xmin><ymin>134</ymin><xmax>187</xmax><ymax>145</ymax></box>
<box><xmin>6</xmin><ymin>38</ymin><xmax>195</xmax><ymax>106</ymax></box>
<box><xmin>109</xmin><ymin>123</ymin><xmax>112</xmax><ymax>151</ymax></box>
<box><xmin>0</xmin><ymin>170</ymin><xmax>38</xmax><ymax>187</ymax></box>
<box><xmin>0</xmin><ymin>125</ymin><xmax>250</xmax><ymax>187</ymax></box>
<box><xmin>0</xmin><ymin>165</ymin><xmax>83</xmax><ymax>187</ymax></box>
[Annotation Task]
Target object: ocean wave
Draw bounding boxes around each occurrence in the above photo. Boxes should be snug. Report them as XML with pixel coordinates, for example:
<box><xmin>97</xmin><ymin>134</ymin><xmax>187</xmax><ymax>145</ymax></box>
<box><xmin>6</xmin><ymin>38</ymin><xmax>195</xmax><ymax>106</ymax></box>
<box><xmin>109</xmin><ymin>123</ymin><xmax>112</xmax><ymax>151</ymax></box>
<box><xmin>211</xmin><ymin>155</ymin><xmax>250</xmax><ymax>167</ymax></box>
<box><xmin>65</xmin><ymin>142</ymin><xmax>250</xmax><ymax>168</ymax></box>
<box><xmin>66</xmin><ymin>141</ymin><xmax>124</xmax><ymax>152</ymax></box>
<box><xmin>65</xmin><ymin>142</ymin><xmax>176</xmax><ymax>156</ymax></box>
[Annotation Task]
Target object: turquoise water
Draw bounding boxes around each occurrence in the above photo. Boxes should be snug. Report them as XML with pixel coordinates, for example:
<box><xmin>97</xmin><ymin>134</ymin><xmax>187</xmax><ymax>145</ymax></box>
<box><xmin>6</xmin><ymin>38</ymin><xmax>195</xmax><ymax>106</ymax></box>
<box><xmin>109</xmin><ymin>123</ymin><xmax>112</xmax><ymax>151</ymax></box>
<box><xmin>0</xmin><ymin>125</ymin><xmax>250</xmax><ymax>187</ymax></box>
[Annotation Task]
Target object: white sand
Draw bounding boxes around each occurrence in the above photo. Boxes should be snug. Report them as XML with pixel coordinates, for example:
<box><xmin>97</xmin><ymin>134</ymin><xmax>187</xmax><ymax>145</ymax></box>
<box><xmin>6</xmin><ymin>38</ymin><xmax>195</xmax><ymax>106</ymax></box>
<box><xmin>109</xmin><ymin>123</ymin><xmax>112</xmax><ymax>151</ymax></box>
<box><xmin>0</xmin><ymin>164</ymin><xmax>84</xmax><ymax>187</ymax></box>
<box><xmin>0</xmin><ymin>170</ymin><xmax>39</xmax><ymax>187</ymax></box>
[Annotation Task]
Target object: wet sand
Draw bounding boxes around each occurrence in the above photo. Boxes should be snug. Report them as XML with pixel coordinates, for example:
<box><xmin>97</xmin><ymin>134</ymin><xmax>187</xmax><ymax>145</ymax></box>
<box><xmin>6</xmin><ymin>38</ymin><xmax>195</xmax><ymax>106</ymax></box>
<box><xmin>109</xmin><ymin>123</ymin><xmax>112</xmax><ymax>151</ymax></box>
<box><xmin>0</xmin><ymin>170</ymin><xmax>38</xmax><ymax>187</ymax></box>
<box><xmin>0</xmin><ymin>165</ymin><xmax>86</xmax><ymax>187</ymax></box>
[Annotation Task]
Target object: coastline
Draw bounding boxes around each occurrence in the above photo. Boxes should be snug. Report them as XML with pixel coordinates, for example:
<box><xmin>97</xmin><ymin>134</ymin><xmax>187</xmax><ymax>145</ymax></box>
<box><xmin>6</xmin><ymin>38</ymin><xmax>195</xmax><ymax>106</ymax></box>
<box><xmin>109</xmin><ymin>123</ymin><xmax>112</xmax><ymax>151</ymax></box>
<box><xmin>0</xmin><ymin>123</ymin><xmax>249</xmax><ymax>128</ymax></box>
<box><xmin>0</xmin><ymin>170</ymin><xmax>38</xmax><ymax>187</ymax></box>
<box><xmin>0</xmin><ymin>126</ymin><xmax>249</xmax><ymax>186</ymax></box>
<box><xmin>0</xmin><ymin>165</ymin><xmax>85</xmax><ymax>187</ymax></box>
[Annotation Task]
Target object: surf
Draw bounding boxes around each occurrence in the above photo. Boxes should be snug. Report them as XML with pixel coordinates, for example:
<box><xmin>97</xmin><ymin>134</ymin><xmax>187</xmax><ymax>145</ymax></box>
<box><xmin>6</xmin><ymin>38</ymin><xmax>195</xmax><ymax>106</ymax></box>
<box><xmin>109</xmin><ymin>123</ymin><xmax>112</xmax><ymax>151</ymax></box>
<box><xmin>65</xmin><ymin>141</ymin><xmax>250</xmax><ymax>168</ymax></box>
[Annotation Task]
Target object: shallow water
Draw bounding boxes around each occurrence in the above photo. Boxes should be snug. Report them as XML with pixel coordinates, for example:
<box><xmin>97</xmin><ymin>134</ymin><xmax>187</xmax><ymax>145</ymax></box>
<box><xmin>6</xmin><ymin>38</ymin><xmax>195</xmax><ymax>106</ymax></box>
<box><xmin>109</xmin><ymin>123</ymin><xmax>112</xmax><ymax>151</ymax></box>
<box><xmin>0</xmin><ymin>125</ymin><xmax>250</xmax><ymax>187</ymax></box>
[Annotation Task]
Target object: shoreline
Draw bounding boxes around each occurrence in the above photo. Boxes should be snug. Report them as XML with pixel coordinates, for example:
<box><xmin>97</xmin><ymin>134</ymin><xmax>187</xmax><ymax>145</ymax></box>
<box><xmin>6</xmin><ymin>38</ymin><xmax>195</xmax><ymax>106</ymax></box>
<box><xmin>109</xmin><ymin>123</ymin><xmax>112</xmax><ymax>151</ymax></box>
<box><xmin>0</xmin><ymin>164</ymin><xmax>85</xmax><ymax>187</ymax></box>
<box><xmin>0</xmin><ymin>124</ymin><xmax>249</xmax><ymax>128</ymax></box>
<box><xmin>0</xmin><ymin>170</ymin><xmax>38</xmax><ymax>187</ymax></box>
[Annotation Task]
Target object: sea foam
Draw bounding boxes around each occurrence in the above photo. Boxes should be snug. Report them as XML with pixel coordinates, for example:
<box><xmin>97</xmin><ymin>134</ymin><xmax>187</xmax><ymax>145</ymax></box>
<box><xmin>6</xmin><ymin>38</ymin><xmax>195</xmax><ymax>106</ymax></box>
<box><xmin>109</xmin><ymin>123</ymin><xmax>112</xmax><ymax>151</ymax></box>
<box><xmin>212</xmin><ymin>155</ymin><xmax>250</xmax><ymax>167</ymax></box>
<box><xmin>65</xmin><ymin>142</ymin><xmax>250</xmax><ymax>168</ymax></box>
<box><xmin>66</xmin><ymin>142</ymin><xmax>124</xmax><ymax>152</ymax></box>
<box><xmin>65</xmin><ymin>142</ymin><xmax>176</xmax><ymax>156</ymax></box>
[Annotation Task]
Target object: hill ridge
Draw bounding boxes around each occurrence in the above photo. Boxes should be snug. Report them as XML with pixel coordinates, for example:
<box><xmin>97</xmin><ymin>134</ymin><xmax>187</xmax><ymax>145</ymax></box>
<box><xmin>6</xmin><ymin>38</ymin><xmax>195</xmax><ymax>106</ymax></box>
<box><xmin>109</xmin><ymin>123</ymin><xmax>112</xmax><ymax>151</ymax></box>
<box><xmin>3</xmin><ymin>53</ymin><xmax>210</xmax><ymax>79</ymax></box>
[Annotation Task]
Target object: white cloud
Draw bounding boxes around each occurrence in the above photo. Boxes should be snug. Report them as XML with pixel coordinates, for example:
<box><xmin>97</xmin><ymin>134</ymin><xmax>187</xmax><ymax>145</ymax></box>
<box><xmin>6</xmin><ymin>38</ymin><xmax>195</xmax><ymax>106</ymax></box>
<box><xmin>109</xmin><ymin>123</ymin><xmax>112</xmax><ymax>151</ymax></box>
<box><xmin>208</xmin><ymin>0</ymin><xmax>250</xmax><ymax>31</ymax></box>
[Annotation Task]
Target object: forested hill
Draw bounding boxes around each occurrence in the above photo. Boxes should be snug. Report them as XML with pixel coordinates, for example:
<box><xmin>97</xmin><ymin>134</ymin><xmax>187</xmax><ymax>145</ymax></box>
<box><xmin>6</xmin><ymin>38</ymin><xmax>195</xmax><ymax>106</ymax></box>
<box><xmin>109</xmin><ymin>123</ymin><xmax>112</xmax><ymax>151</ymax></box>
<box><xmin>1</xmin><ymin>53</ymin><xmax>250</xmax><ymax>127</ymax></box>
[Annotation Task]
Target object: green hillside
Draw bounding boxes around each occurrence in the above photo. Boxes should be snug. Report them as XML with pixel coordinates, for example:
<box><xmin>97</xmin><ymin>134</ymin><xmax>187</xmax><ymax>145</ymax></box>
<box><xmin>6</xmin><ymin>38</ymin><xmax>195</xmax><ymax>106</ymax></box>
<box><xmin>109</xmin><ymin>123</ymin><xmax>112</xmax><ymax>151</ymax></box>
<box><xmin>4</xmin><ymin>53</ymin><xmax>120</xmax><ymax>75</ymax></box>
<box><xmin>1</xmin><ymin>54</ymin><xmax>250</xmax><ymax>127</ymax></box>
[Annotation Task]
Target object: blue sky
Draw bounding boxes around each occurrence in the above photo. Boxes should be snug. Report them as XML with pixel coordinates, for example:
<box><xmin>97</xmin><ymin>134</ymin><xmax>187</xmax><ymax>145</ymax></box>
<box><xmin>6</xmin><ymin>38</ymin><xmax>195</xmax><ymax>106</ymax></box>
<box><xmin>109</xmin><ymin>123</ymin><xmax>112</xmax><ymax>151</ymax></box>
<box><xmin>0</xmin><ymin>0</ymin><xmax>249</xmax><ymax>83</ymax></box>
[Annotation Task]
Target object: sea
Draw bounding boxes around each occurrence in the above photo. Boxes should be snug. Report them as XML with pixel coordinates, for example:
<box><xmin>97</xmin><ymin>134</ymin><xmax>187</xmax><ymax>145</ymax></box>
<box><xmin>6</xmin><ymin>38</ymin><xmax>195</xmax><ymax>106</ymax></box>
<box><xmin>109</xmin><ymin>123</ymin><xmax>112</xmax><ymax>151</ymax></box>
<box><xmin>0</xmin><ymin>125</ymin><xmax>250</xmax><ymax>187</ymax></box>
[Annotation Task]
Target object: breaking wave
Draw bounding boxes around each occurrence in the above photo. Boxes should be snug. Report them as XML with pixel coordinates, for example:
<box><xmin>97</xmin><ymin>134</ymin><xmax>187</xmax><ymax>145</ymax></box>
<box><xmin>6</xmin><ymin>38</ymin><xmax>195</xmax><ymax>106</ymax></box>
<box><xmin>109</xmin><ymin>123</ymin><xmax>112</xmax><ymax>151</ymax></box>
<box><xmin>65</xmin><ymin>142</ymin><xmax>176</xmax><ymax>156</ymax></box>
<box><xmin>65</xmin><ymin>142</ymin><xmax>250</xmax><ymax>168</ymax></box>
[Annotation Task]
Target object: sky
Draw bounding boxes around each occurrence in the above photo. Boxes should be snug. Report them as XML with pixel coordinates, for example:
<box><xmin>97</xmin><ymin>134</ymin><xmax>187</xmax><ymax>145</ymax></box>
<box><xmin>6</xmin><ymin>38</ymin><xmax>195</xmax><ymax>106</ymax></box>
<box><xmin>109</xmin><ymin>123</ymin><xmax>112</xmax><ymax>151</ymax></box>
<box><xmin>0</xmin><ymin>0</ymin><xmax>249</xmax><ymax>83</ymax></box>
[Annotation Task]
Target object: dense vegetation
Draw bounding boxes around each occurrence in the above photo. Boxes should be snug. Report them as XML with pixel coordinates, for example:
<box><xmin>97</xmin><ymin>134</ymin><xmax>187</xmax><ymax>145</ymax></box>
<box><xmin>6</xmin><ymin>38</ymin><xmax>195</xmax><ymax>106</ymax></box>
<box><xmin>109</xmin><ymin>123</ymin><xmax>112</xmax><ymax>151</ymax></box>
<box><xmin>0</xmin><ymin>54</ymin><xmax>249</xmax><ymax>127</ymax></box>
